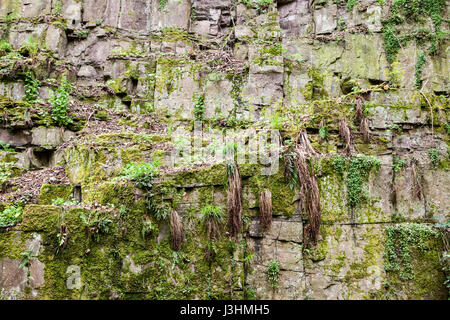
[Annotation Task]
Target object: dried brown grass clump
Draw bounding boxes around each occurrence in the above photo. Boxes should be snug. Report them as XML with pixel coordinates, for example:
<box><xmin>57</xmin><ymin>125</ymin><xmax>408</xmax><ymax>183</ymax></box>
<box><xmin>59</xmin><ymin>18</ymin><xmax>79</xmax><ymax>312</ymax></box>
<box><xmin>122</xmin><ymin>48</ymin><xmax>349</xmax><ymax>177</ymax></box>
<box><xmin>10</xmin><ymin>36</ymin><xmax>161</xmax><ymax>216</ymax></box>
<box><xmin>411</xmin><ymin>159</ymin><xmax>423</xmax><ymax>200</ymax></box>
<box><xmin>339</xmin><ymin>118</ymin><xmax>352</xmax><ymax>156</ymax></box>
<box><xmin>170</xmin><ymin>210</ymin><xmax>185</xmax><ymax>251</ymax></box>
<box><xmin>356</xmin><ymin>97</ymin><xmax>370</xmax><ymax>142</ymax></box>
<box><xmin>294</xmin><ymin>131</ymin><xmax>322</xmax><ymax>245</ymax></box>
<box><xmin>227</xmin><ymin>163</ymin><xmax>242</xmax><ymax>240</ymax></box>
<box><xmin>259</xmin><ymin>189</ymin><xmax>273</xmax><ymax>231</ymax></box>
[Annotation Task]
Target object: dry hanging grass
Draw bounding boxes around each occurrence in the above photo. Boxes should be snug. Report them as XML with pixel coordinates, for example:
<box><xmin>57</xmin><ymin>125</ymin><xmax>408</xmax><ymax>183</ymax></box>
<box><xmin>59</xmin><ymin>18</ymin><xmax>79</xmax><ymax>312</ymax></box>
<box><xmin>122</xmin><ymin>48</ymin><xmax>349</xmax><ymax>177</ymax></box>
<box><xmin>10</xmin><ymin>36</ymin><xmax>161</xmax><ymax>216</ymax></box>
<box><xmin>170</xmin><ymin>210</ymin><xmax>185</xmax><ymax>251</ymax></box>
<box><xmin>294</xmin><ymin>131</ymin><xmax>322</xmax><ymax>245</ymax></box>
<box><xmin>356</xmin><ymin>97</ymin><xmax>370</xmax><ymax>142</ymax></box>
<box><xmin>411</xmin><ymin>159</ymin><xmax>423</xmax><ymax>200</ymax></box>
<box><xmin>339</xmin><ymin>118</ymin><xmax>352</xmax><ymax>156</ymax></box>
<box><xmin>227</xmin><ymin>163</ymin><xmax>242</xmax><ymax>240</ymax></box>
<box><xmin>259</xmin><ymin>189</ymin><xmax>273</xmax><ymax>231</ymax></box>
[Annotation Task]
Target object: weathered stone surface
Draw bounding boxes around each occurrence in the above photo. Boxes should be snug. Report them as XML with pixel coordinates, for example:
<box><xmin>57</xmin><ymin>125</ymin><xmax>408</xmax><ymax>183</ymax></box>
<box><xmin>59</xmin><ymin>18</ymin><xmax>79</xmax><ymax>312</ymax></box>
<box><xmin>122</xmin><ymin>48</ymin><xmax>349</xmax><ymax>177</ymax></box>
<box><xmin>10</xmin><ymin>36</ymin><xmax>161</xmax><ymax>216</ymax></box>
<box><xmin>118</xmin><ymin>0</ymin><xmax>151</xmax><ymax>32</ymax></box>
<box><xmin>150</xmin><ymin>0</ymin><xmax>191</xmax><ymax>31</ymax></box>
<box><xmin>340</xmin><ymin>34</ymin><xmax>390</xmax><ymax>81</ymax></box>
<box><xmin>0</xmin><ymin>129</ymin><xmax>31</xmax><ymax>147</ymax></box>
<box><xmin>0</xmin><ymin>258</ymin><xmax>27</xmax><ymax>298</ymax></box>
<box><xmin>45</xmin><ymin>24</ymin><xmax>67</xmax><ymax>57</ymax></box>
<box><xmin>20</xmin><ymin>0</ymin><xmax>51</xmax><ymax>18</ymax></box>
<box><xmin>305</xmin><ymin>224</ymin><xmax>385</xmax><ymax>299</ymax></box>
<box><xmin>31</xmin><ymin>127</ymin><xmax>73</xmax><ymax>149</ymax></box>
<box><xmin>278</xmin><ymin>0</ymin><xmax>312</xmax><ymax>37</ymax></box>
<box><xmin>62</xmin><ymin>0</ymin><xmax>82</xmax><ymax>29</ymax></box>
<box><xmin>153</xmin><ymin>61</ymin><xmax>201</xmax><ymax>119</ymax></box>
<box><xmin>423</xmin><ymin>169</ymin><xmax>450</xmax><ymax>223</ymax></box>
<box><xmin>191</xmin><ymin>0</ymin><xmax>233</xmax><ymax>37</ymax></box>
<box><xmin>314</xmin><ymin>4</ymin><xmax>337</xmax><ymax>35</ymax></box>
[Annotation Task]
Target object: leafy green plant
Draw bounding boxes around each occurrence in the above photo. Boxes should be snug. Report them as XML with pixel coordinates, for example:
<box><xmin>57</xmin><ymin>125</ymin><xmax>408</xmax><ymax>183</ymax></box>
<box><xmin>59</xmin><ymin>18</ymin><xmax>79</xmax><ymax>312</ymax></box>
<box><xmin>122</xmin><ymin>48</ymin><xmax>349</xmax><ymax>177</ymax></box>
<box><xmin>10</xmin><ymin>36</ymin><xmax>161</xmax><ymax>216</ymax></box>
<box><xmin>347</xmin><ymin>0</ymin><xmax>358</xmax><ymax>11</ymax></box>
<box><xmin>24</xmin><ymin>72</ymin><xmax>40</xmax><ymax>104</ymax></box>
<box><xmin>200</xmin><ymin>204</ymin><xmax>225</xmax><ymax>240</ymax></box>
<box><xmin>49</xmin><ymin>77</ymin><xmax>73</xmax><ymax>126</ymax></box>
<box><xmin>0</xmin><ymin>141</ymin><xmax>14</xmax><ymax>152</ymax></box>
<box><xmin>241</xmin><ymin>0</ymin><xmax>273</xmax><ymax>11</ymax></box>
<box><xmin>80</xmin><ymin>211</ymin><xmax>113</xmax><ymax>243</ymax></box>
<box><xmin>120</xmin><ymin>158</ymin><xmax>161</xmax><ymax>189</ymax></box>
<box><xmin>333</xmin><ymin>155</ymin><xmax>381</xmax><ymax>208</ymax></box>
<box><xmin>152</xmin><ymin>202</ymin><xmax>171</xmax><ymax>221</ymax></box>
<box><xmin>0</xmin><ymin>39</ymin><xmax>12</xmax><ymax>55</ymax></box>
<box><xmin>193</xmin><ymin>93</ymin><xmax>205</xmax><ymax>121</ymax></box>
<box><xmin>0</xmin><ymin>206</ymin><xmax>23</xmax><ymax>228</ymax></box>
<box><xmin>319</xmin><ymin>126</ymin><xmax>329</xmax><ymax>139</ymax></box>
<box><xmin>384</xmin><ymin>223</ymin><xmax>440</xmax><ymax>280</ymax></box>
<box><xmin>392</xmin><ymin>155</ymin><xmax>406</xmax><ymax>172</ymax></box>
<box><xmin>141</xmin><ymin>220</ymin><xmax>155</xmax><ymax>239</ymax></box>
<box><xmin>158</xmin><ymin>0</ymin><xmax>168</xmax><ymax>11</ymax></box>
<box><xmin>414</xmin><ymin>51</ymin><xmax>426</xmax><ymax>89</ymax></box>
<box><xmin>19</xmin><ymin>249</ymin><xmax>35</xmax><ymax>269</ymax></box>
<box><xmin>119</xmin><ymin>205</ymin><xmax>127</xmax><ymax>218</ymax></box>
<box><xmin>0</xmin><ymin>162</ymin><xmax>13</xmax><ymax>185</ymax></box>
<box><xmin>428</xmin><ymin>148</ymin><xmax>440</xmax><ymax>167</ymax></box>
<box><xmin>267</xmin><ymin>259</ymin><xmax>280</xmax><ymax>288</ymax></box>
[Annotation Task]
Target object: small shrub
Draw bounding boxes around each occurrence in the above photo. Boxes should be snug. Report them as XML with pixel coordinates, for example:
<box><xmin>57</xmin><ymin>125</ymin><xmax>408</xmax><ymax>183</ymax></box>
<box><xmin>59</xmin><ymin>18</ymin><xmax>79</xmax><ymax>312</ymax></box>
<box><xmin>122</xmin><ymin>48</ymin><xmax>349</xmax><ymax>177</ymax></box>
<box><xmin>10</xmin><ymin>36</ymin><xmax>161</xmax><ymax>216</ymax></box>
<box><xmin>141</xmin><ymin>220</ymin><xmax>155</xmax><ymax>239</ymax></box>
<box><xmin>120</xmin><ymin>158</ymin><xmax>161</xmax><ymax>189</ymax></box>
<box><xmin>0</xmin><ymin>39</ymin><xmax>12</xmax><ymax>55</ymax></box>
<box><xmin>49</xmin><ymin>77</ymin><xmax>73</xmax><ymax>126</ymax></box>
<box><xmin>428</xmin><ymin>148</ymin><xmax>440</xmax><ymax>167</ymax></box>
<box><xmin>200</xmin><ymin>204</ymin><xmax>225</xmax><ymax>240</ymax></box>
<box><xmin>80</xmin><ymin>211</ymin><xmax>113</xmax><ymax>243</ymax></box>
<box><xmin>0</xmin><ymin>206</ymin><xmax>23</xmax><ymax>228</ymax></box>
<box><xmin>193</xmin><ymin>93</ymin><xmax>205</xmax><ymax>121</ymax></box>
<box><xmin>267</xmin><ymin>259</ymin><xmax>280</xmax><ymax>288</ymax></box>
<box><xmin>24</xmin><ymin>72</ymin><xmax>40</xmax><ymax>104</ymax></box>
<box><xmin>0</xmin><ymin>141</ymin><xmax>14</xmax><ymax>152</ymax></box>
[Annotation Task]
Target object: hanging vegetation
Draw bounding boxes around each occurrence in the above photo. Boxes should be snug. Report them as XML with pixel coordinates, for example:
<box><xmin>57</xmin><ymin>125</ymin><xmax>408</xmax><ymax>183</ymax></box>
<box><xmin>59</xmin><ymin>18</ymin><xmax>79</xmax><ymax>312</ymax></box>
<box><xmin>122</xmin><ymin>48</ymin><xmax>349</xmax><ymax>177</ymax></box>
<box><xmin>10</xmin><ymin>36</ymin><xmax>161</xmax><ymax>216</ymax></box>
<box><xmin>411</xmin><ymin>159</ymin><xmax>423</xmax><ymax>200</ymax></box>
<box><xmin>259</xmin><ymin>189</ymin><xmax>273</xmax><ymax>231</ymax></box>
<box><xmin>226</xmin><ymin>162</ymin><xmax>242</xmax><ymax>240</ymax></box>
<box><xmin>339</xmin><ymin>118</ymin><xmax>352</xmax><ymax>156</ymax></box>
<box><xmin>355</xmin><ymin>97</ymin><xmax>370</xmax><ymax>142</ymax></box>
<box><xmin>284</xmin><ymin>130</ymin><xmax>322</xmax><ymax>245</ymax></box>
<box><xmin>170</xmin><ymin>210</ymin><xmax>185</xmax><ymax>251</ymax></box>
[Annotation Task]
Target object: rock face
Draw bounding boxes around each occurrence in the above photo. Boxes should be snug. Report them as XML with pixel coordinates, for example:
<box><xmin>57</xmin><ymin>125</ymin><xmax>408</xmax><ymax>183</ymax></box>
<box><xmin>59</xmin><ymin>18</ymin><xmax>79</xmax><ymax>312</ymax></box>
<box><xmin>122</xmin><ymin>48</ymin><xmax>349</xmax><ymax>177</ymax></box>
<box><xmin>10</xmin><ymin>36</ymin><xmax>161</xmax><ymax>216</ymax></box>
<box><xmin>0</xmin><ymin>0</ymin><xmax>449</xmax><ymax>301</ymax></box>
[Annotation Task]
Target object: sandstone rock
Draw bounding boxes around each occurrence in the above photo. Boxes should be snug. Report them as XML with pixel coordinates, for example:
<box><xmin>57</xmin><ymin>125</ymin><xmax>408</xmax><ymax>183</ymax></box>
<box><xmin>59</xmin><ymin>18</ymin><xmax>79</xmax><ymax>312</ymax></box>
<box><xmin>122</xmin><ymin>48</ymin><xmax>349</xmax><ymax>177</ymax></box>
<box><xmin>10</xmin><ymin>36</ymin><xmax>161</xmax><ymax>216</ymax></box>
<box><xmin>31</xmin><ymin>127</ymin><xmax>67</xmax><ymax>149</ymax></box>
<box><xmin>191</xmin><ymin>0</ymin><xmax>233</xmax><ymax>37</ymax></box>
<box><xmin>0</xmin><ymin>129</ymin><xmax>32</xmax><ymax>147</ymax></box>
<box><xmin>20</xmin><ymin>0</ymin><xmax>51</xmax><ymax>18</ymax></box>
<box><xmin>150</xmin><ymin>0</ymin><xmax>191</xmax><ymax>31</ymax></box>
<box><xmin>118</xmin><ymin>0</ymin><xmax>151</xmax><ymax>32</ymax></box>
<box><xmin>45</xmin><ymin>24</ymin><xmax>67</xmax><ymax>57</ymax></box>
<box><xmin>340</xmin><ymin>34</ymin><xmax>389</xmax><ymax>81</ymax></box>
<box><xmin>278</xmin><ymin>0</ymin><xmax>312</xmax><ymax>37</ymax></box>
<box><xmin>62</xmin><ymin>0</ymin><xmax>82</xmax><ymax>29</ymax></box>
<box><xmin>314</xmin><ymin>4</ymin><xmax>337</xmax><ymax>35</ymax></box>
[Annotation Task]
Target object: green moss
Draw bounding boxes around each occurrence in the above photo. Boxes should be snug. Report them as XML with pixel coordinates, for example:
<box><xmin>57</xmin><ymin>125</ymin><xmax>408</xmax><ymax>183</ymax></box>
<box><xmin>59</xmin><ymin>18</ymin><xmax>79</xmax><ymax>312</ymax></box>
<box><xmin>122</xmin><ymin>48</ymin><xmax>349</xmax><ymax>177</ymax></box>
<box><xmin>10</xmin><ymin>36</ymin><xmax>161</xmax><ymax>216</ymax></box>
<box><xmin>38</xmin><ymin>184</ymin><xmax>74</xmax><ymax>205</ymax></box>
<box><xmin>20</xmin><ymin>205</ymin><xmax>61</xmax><ymax>233</ymax></box>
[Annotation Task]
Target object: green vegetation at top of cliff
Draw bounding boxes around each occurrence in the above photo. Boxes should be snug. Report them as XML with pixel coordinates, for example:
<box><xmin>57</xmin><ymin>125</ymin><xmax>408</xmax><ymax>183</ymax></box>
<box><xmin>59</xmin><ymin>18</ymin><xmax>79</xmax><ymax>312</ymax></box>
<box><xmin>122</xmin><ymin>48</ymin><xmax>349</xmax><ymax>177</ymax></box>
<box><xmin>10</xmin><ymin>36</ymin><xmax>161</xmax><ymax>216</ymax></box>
<box><xmin>382</xmin><ymin>0</ymin><xmax>446</xmax><ymax>70</ymax></box>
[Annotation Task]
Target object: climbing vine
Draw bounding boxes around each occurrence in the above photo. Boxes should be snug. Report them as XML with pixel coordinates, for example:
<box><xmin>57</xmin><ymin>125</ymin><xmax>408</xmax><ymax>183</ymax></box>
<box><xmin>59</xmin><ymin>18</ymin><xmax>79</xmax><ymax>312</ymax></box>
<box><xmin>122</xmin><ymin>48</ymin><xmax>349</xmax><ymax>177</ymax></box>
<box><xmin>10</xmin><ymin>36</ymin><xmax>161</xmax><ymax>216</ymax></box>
<box><xmin>384</xmin><ymin>223</ymin><xmax>440</xmax><ymax>280</ymax></box>
<box><xmin>382</xmin><ymin>0</ymin><xmax>446</xmax><ymax>84</ymax></box>
<box><xmin>333</xmin><ymin>155</ymin><xmax>381</xmax><ymax>209</ymax></box>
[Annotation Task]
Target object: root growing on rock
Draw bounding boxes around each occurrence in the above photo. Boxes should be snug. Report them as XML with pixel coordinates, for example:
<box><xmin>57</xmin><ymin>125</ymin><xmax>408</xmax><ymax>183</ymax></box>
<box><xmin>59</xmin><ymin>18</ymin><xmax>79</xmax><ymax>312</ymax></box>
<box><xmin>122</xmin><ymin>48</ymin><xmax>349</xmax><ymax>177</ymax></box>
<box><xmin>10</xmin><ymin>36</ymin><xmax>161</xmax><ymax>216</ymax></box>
<box><xmin>227</xmin><ymin>162</ymin><xmax>242</xmax><ymax>240</ymax></box>
<box><xmin>259</xmin><ymin>189</ymin><xmax>273</xmax><ymax>231</ymax></box>
<box><xmin>170</xmin><ymin>210</ymin><xmax>185</xmax><ymax>251</ymax></box>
